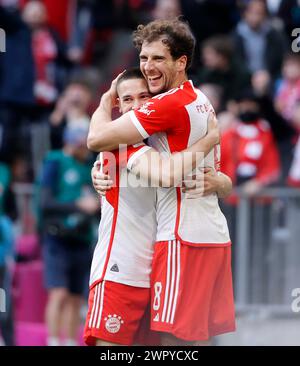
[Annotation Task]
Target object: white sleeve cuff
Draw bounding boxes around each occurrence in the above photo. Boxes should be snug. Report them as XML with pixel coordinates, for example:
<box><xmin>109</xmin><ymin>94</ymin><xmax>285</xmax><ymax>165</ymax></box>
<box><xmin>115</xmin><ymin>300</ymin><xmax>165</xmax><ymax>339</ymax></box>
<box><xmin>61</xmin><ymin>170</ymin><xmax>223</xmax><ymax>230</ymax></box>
<box><xmin>127</xmin><ymin>146</ymin><xmax>152</xmax><ymax>171</ymax></box>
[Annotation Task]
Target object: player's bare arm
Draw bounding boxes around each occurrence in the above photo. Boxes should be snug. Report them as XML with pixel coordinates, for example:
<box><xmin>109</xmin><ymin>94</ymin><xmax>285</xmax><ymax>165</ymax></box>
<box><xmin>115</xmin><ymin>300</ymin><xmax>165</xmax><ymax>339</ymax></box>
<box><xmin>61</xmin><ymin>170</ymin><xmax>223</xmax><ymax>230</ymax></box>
<box><xmin>92</xmin><ymin>165</ymin><xmax>232</xmax><ymax>198</ymax></box>
<box><xmin>130</xmin><ymin>113</ymin><xmax>220</xmax><ymax>187</ymax></box>
<box><xmin>91</xmin><ymin>114</ymin><xmax>221</xmax><ymax>193</ymax></box>
<box><xmin>87</xmin><ymin>74</ymin><xmax>144</xmax><ymax>152</ymax></box>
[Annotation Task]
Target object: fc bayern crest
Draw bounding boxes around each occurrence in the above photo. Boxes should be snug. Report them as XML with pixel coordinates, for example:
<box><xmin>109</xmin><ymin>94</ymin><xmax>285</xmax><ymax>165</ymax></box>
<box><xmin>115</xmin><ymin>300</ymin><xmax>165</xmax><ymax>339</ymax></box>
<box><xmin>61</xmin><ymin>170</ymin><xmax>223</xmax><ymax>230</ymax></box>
<box><xmin>104</xmin><ymin>314</ymin><xmax>124</xmax><ymax>334</ymax></box>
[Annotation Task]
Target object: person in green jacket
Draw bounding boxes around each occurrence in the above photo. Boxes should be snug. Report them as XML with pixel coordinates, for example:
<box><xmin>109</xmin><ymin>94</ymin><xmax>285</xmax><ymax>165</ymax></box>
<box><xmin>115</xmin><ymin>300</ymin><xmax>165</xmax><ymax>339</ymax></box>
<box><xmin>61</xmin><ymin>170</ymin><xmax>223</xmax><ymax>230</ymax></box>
<box><xmin>39</xmin><ymin>125</ymin><xmax>99</xmax><ymax>346</ymax></box>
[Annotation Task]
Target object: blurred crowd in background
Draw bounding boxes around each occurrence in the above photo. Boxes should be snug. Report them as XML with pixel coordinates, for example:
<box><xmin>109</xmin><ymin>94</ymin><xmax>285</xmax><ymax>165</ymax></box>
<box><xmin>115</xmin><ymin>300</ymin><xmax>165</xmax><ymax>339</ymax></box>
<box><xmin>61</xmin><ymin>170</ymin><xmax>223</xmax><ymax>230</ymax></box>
<box><xmin>0</xmin><ymin>0</ymin><xmax>300</xmax><ymax>346</ymax></box>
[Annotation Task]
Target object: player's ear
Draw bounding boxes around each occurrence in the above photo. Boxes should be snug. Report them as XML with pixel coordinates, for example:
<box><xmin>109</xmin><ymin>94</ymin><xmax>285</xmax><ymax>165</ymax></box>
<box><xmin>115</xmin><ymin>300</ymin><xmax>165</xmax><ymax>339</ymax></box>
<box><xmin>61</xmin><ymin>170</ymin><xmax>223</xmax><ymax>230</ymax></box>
<box><xmin>176</xmin><ymin>55</ymin><xmax>187</xmax><ymax>72</ymax></box>
<box><xmin>116</xmin><ymin>98</ymin><xmax>121</xmax><ymax>112</ymax></box>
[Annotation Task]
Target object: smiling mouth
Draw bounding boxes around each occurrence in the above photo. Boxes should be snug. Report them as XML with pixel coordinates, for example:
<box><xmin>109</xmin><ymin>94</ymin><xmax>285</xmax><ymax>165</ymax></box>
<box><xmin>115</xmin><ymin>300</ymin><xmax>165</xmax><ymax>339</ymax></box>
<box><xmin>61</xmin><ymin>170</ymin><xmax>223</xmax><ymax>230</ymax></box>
<box><xmin>148</xmin><ymin>75</ymin><xmax>162</xmax><ymax>82</ymax></box>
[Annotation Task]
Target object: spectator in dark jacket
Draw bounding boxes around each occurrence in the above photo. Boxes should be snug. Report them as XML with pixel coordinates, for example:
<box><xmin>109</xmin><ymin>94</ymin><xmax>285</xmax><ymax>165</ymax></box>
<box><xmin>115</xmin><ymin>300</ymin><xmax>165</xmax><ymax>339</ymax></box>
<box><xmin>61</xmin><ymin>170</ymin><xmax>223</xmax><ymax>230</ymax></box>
<box><xmin>0</xmin><ymin>2</ymin><xmax>68</xmax><ymax>165</ymax></box>
<box><xmin>232</xmin><ymin>0</ymin><xmax>288</xmax><ymax>80</ymax></box>
<box><xmin>196</xmin><ymin>35</ymin><xmax>251</xmax><ymax>107</ymax></box>
<box><xmin>39</xmin><ymin>125</ymin><xmax>99</xmax><ymax>346</ymax></box>
<box><xmin>266</xmin><ymin>0</ymin><xmax>300</xmax><ymax>41</ymax></box>
<box><xmin>0</xmin><ymin>5</ymin><xmax>35</xmax><ymax>106</ymax></box>
<box><xmin>0</xmin><ymin>4</ymin><xmax>35</xmax><ymax>163</ymax></box>
<box><xmin>22</xmin><ymin>0</ymin><xmax>68</xmax><ymax>106</ymax></box>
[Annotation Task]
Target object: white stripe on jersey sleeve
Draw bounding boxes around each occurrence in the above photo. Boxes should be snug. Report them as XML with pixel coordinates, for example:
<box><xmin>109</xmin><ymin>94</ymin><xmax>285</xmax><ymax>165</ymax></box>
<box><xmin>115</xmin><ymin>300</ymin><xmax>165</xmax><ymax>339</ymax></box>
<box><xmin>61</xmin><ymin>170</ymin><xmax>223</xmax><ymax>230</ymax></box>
<box><xmin>129</xmin><ymin>110</ymin><xmax>150</xmax><ymax>139</ymax></box>
<box><xmin>127</xmin><ymin>145</ymin><xmax>152</xmax><ymax>171</ymax></box>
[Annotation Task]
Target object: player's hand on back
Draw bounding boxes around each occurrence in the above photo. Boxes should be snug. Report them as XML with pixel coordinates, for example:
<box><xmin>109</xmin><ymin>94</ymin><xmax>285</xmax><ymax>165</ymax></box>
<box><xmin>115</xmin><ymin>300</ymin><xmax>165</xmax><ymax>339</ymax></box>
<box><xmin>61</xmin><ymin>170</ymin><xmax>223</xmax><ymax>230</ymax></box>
<box><xmin>91</xmin><ymin>161</ymin><xmax>113</xmax><ymax>196</ymax></box>
<box><xmin>201</xmin><ymin>167</ymin><xmax>221</xmax><ymax>196</ymax></box>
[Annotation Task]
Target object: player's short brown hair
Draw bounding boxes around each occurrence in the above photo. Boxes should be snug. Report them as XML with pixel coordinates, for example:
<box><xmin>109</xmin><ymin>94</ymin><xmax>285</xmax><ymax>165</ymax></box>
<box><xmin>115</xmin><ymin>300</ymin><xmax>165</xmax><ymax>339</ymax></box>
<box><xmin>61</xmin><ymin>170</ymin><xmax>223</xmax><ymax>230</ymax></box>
<box><xmin>132</xmin><ymin>17</ymin><xmax>196</xmax><ymax>70</ymax></box>
<box><xmin>116</xmin><ymin>67</ymin><xmax>145</xmax><ymax>90</ymax></box>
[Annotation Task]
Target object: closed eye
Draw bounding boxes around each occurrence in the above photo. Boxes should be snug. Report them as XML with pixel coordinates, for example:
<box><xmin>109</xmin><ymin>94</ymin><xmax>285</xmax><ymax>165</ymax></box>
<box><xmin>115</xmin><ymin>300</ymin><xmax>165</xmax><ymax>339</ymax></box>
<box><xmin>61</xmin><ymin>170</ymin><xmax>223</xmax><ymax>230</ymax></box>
<box><xmin>141</xmin><ymin>94</ymin><xmax>151</xmax><ymax>99</ymax></box>
<box><xmin>122</xmin><ymin>97</ymin><xmax>133</xmax><ymax>102</ymax></box>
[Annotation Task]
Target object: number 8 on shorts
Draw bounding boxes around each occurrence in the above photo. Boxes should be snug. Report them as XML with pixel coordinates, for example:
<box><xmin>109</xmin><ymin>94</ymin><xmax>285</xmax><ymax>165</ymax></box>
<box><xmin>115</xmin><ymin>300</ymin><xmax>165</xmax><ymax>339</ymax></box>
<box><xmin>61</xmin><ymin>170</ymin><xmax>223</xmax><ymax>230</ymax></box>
<box><xmin>153</xmin><ymin>282</ymin><xmax>162</xmax><ymax>311</ymax></box>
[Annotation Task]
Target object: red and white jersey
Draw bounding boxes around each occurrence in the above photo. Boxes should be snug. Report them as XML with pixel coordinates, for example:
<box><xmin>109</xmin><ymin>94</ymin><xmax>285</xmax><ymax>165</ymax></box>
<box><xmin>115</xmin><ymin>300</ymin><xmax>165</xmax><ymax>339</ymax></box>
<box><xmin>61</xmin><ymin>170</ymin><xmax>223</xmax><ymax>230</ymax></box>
<box><xmin>129</xmin><ymin>80</ymin><xmax>230</xmax><ymax>246</ymax></box>
<box><xmin>89</xmin><ymin>144</ymin><xmax>157</xmax><ymax>289</ymax></box>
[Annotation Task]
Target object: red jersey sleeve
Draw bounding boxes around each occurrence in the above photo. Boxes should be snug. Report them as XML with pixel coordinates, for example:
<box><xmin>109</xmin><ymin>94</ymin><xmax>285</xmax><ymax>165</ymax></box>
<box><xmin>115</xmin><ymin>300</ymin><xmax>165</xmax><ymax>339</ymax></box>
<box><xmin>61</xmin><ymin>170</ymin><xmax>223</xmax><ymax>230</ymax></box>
<box><xmin>100</xmin><ymin>143</ymin><xmax>150</xmax><ymax>179</ymax></box>
<box><xmin>129</xmin><ymin>96</ymin><xmax>180</xmax><ymax>138</ymax></box>
<box><xmin>113</xmin><ymin>143</ymin><xmax>150</xmax><ymax>168</ymax></box>
<box><xmin>120</xmin><ymin>143</ymin><xmax>152</xmax><ymax>171</ymax></box>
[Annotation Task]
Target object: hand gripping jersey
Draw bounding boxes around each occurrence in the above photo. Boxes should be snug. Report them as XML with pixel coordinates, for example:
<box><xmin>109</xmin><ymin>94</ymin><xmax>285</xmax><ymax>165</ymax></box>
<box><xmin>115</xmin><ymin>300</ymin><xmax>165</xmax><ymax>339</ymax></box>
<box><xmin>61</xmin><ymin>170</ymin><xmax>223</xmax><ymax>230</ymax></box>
<box><xmin>89</xmin><ymin>144</ymin><xmax>157</xmax><ymax>289</ymax></box>
<box><xmin>129</xmin><ymin>80</ymin><xmax>231</xmax><ymax>246</ymax></box>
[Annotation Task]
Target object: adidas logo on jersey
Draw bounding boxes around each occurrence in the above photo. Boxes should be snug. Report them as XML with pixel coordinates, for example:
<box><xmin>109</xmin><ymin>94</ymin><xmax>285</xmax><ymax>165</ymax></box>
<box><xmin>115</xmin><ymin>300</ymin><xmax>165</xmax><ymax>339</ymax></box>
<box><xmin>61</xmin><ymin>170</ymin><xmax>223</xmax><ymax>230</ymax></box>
<box><xmin>110</xmin><ymin>264</ymin><xmax>119</xmax><ymax>272</ymax></box>
<box><xmin>153</xmin><ymin>313</ymin><xmax>160</xmax><ymax>322</ymax></box>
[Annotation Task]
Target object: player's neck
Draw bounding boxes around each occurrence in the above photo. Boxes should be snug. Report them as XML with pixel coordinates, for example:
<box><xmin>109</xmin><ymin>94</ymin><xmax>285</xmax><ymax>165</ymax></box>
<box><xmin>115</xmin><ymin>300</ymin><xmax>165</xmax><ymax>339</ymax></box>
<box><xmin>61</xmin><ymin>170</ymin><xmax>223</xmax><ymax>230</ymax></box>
<box><xmin>172</xmin><ymin>74</ymin><xmax>188</xmax><ymax>89</ymax></box>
